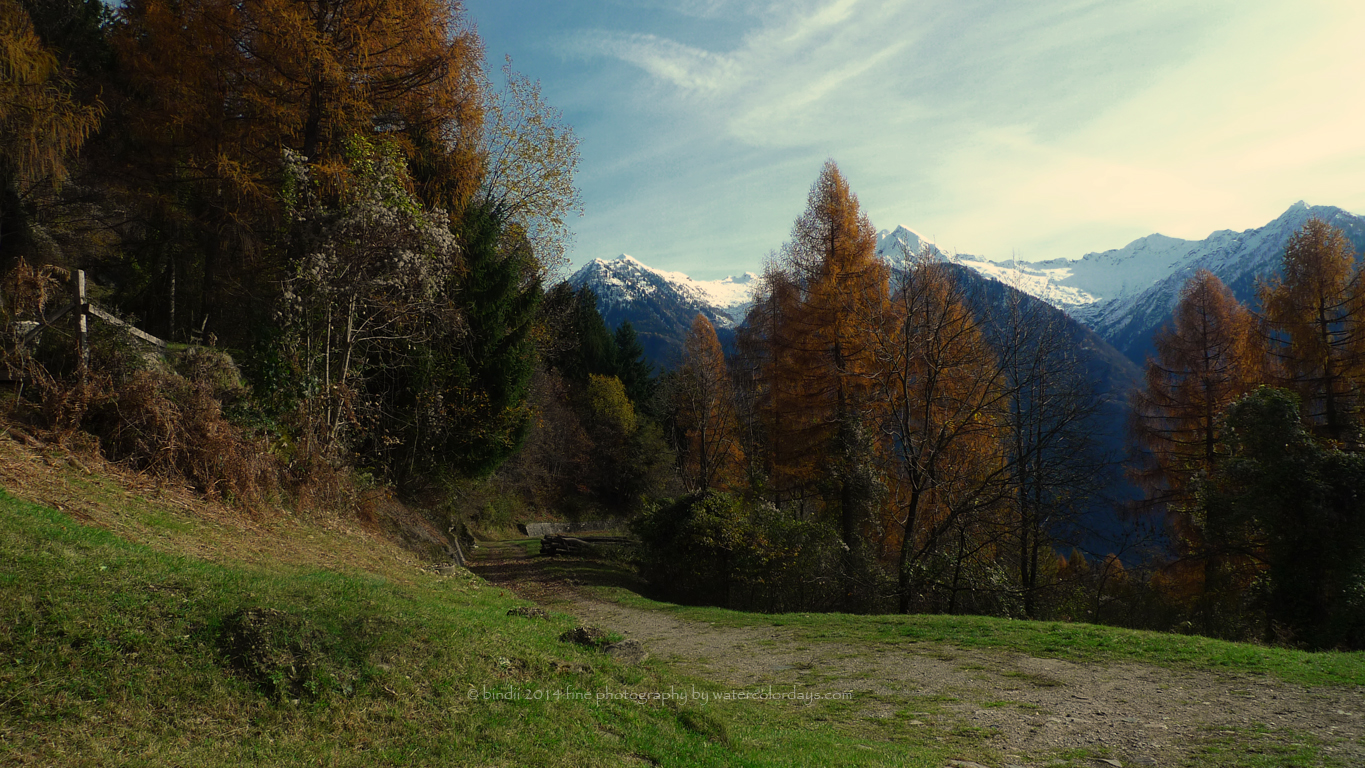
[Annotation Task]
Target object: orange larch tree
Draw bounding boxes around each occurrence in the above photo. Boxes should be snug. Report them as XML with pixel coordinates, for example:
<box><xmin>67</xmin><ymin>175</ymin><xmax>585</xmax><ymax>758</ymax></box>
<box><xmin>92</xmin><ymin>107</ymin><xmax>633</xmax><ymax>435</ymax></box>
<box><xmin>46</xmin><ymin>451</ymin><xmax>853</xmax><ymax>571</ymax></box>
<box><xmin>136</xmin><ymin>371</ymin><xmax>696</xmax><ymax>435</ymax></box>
<box><xmin>1130</xmin><ymin>269</ymin><xmax>1265</xmax><ymax>628</ymax></box>
<box><xmin>1132</xmin><ymin>269</ymin><xmax>1264</xmax><ymax>508</ymax></box>
<box><xmin>0</xmin><ymin>0</ymin><xmax>102</xmax><ymax>262</ymax></box>
<box><xmin>1258</xmin><ymin>218</ymin><xmax>1365</xmax><ymax>442</ymax></box>
<box><xmin>113</xmin><ymin>0</ymin><xmax>485</xmax><ymax>338</ymax></box>
<box><xmin>675</xmin><ymin>314</ymin><xmax>745</xmax><ymax>492</ymax></box>
<box><xmin>740</xmin><ymin>161</ymin><xmax>890</xmax><ymax>609</ymax></box>
<box><xmin>746</xmin><ymin>162</ymin><xmax>889</xmax><ymax>584</ymax></box>
<box><xmin>867</xmin><ymin>249</ymin><xmax>1010</xmax><ymax>614</ymax></box>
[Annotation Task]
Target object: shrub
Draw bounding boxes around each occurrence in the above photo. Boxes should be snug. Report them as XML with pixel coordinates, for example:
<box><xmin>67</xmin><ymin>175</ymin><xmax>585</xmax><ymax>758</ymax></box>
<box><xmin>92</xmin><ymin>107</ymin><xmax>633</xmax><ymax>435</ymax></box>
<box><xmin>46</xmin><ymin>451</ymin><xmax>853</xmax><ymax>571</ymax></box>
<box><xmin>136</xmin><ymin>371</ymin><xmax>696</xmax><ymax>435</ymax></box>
<box><xmin>634</xmin><ymin>491</ymin><xmax>845</xmax><ymax>611</ymax></box>
<box><xmin>88</xmin><ymin>367</ymin><xmax>278</xmax><ymax>503</ymax></box>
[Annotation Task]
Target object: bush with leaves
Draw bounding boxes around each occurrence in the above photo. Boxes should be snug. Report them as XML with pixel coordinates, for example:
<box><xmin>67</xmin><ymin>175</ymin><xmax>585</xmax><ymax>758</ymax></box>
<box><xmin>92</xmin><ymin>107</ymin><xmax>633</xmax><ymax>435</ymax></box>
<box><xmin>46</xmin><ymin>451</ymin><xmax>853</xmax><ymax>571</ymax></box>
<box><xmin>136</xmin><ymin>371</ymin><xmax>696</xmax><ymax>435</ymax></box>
<box><xmin>634</xmin><ymin>491</ymin><xmax>845</xmax><ymax>611</ymax></box>
<box><xmin>276</xmin><ymin>138</ymin><xmax>462</xmax><ymax>471</ymax></box>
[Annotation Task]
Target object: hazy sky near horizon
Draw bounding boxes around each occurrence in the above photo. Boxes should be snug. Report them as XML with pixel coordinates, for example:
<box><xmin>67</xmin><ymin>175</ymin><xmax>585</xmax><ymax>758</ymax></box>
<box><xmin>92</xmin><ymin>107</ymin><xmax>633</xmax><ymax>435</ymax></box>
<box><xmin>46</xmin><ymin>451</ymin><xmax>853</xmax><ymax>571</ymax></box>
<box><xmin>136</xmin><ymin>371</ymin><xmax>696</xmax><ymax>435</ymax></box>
<box><xmin>464</xmin><ymin>0</ymin><xmax>1365</xmax><ymax>280</ymax></box>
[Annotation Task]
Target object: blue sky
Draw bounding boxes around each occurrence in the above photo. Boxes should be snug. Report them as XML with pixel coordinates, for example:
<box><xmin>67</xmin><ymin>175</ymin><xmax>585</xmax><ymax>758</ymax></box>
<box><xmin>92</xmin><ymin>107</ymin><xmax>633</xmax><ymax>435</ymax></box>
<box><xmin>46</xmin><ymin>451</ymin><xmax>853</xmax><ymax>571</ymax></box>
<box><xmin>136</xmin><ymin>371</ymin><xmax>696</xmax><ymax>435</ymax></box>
<box><xmin>463</xmin><ymin>0</ymin><xmax>1365</xmax><ymax>280</ymax></box>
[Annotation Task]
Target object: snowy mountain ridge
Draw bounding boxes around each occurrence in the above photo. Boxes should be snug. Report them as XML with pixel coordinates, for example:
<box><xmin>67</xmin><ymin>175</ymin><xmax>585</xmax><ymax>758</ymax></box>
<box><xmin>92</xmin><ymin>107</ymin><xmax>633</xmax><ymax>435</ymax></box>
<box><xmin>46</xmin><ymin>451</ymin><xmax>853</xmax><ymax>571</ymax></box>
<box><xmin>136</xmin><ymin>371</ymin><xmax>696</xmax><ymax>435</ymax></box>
<box><xmin>568</xmin><ymin>202</ymin><xmax>1365</xmax><ymax>366</ymax></box>
<box><xmin>874</xmin><ymin>203</ymin><xmax>1365</xmax><ymax>362</ymax></box>
<box><xmin>1054</xmin><ymin>202</ymin><xmax>1365</xmax><ymax>362</ymax></box>
<box><xmin>574</xmin><ymin>254</ymin><xmax>756</xmax><ymax>329</ymax></box>
<box><xmin>874</xmin><ymin>225</ymin><xmax>1106</xmax><ymax>309</ymax></box>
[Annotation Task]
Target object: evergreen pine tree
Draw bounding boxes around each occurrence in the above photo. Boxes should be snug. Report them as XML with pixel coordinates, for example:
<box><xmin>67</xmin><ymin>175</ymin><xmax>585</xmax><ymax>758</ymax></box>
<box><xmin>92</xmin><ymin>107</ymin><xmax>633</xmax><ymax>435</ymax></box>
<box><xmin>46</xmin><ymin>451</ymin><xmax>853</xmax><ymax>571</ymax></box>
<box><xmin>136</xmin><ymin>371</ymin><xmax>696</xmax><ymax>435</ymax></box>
<box><xmin>555</xmin><ymin>286</ymin><xmax>616</xmax><ymax>383</ymax></box>
<box><xmin>613</xmin><ymin>321</ymin><xmax>656</xmax><ymax>409</ymax></box>
<box><xmin>444</xmin><ymin>202</ymin><xmax>543</xmax><ymax>478</ymax></box>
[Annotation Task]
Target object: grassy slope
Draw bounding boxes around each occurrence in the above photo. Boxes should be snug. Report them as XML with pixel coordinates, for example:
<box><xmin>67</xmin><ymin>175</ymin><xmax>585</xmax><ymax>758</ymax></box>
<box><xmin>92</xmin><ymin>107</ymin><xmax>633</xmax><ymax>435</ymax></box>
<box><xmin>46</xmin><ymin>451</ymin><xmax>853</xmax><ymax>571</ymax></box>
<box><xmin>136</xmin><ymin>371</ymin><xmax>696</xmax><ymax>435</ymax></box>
<box><xmin>0</xmin><ymin>441</ymin><xmax>977</xmax><ymax>768</ymax></box>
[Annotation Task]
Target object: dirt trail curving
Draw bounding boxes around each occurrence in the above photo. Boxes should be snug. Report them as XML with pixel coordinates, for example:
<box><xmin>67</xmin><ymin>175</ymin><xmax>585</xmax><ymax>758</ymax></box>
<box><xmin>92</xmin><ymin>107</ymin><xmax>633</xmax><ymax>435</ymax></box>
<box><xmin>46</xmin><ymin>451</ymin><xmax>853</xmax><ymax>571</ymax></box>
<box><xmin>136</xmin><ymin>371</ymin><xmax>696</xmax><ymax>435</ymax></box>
<box><xmin>469</xmin><ymin>541</ymin><xmax>1365</xmax><ymax>767</ymax></box>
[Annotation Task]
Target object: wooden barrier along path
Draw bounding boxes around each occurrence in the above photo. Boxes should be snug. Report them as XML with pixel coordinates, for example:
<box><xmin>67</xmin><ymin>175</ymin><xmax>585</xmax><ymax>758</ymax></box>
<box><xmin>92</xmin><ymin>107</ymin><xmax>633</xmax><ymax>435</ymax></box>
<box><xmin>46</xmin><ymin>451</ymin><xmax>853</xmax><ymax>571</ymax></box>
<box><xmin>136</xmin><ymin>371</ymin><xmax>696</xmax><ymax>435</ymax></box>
<box><xmin>539</xmin><ymin>535</ymin><xmax>633</xmax><ymax>557</ymax></box>
<box><xmin>519</xmin><ymin>519</ymin><xmax>624</xmax><ymax>538</ymax></box>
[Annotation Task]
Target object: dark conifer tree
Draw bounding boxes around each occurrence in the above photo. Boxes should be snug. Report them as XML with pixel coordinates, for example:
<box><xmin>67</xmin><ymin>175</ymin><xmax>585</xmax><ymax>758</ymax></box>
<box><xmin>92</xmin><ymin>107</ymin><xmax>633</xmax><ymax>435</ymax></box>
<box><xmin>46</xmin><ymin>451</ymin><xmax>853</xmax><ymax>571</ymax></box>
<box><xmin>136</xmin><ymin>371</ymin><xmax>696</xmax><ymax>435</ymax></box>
<box><xmin>1200</xmin><ymin>387</ymin><xmax>1365</xmax><ymax>649</ymax></box>
<box><xmin>444</xmin><ymin>202</ymin><xmax>543</xmax><ymax>478</ymax></box>
<box><xmin>612</xmin><ymin>320</ymin><xmax>656</xmax><ymax>409</ymax></box>
<box><xmin>551</xmin><ymin>286</ymin><xmax>616</xmax><ymax>383</ymax></box>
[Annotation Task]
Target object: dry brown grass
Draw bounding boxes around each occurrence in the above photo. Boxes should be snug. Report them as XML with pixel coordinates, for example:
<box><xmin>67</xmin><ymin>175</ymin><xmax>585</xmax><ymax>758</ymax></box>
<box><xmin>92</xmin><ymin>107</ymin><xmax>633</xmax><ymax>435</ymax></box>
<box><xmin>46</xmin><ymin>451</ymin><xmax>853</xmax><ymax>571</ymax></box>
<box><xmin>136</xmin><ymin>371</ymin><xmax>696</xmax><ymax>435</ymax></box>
<box><xmin>0</xmin><ymin>425</ymin><xmax>443</xmax><ymax>582</ymax></box>
<box><xmin>92</xmin><ymin>368</ymin><xmax>279</xmax><ymax>503</ymax></box>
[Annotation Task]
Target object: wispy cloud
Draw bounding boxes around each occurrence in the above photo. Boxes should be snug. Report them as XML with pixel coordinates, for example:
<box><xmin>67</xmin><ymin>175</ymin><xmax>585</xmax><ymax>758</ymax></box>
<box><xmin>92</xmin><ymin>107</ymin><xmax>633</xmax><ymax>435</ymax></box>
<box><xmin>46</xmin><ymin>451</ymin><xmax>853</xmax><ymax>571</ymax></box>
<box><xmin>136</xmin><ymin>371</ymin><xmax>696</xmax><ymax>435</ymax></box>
<box><xmin>921</xmin><ymin>0</ymin><xmax>1365</xmax><ymax>258</ymax></box>
<box><xmin>568</xmin><ymin>31</ymin><xmax>741</xmax><ymax>92</ymax></box>
<box><xmin>567</xmin><ymin>0</ymin><xmax>925</xmax><ymax>145</ymax></box>
<box><xmin>609</xmin><ymin>0</ymin><xmax>767</xmax><ymax>21</ymax></box>
<box><xmin>526</xmin><ymin>0</ymin><xmax>1365</xmax><ymax>271</ymax></box>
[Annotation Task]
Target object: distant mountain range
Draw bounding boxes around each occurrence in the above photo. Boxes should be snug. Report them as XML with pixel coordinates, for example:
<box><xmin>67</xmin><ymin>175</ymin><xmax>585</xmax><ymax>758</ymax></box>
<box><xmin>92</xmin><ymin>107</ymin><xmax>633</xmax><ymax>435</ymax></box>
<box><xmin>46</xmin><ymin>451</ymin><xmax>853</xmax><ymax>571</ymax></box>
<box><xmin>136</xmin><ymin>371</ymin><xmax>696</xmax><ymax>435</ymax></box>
<box><xmin>568</xmin><ymin>201</ymin><xmax>1365</xmax><ymax>370</ymax></box>
<box><xmin>568</xmin><ymin>239</ymin><xmax>1147</xmax><ymax>551</ymax></box>
<box><xmin>937</xmin><ymin>202</ymin><xmax>1365</xmax><ymax>364</ymax></box>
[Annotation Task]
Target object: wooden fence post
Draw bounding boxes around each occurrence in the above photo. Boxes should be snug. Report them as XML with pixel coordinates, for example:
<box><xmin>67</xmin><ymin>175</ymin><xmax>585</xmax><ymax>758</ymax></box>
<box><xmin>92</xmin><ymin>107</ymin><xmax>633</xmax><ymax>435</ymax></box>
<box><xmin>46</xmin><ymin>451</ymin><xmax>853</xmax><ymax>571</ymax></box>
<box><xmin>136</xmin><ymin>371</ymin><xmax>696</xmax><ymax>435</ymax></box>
<box><xmin>76</xmin><ymin>270</ymin><xmax>88</xmax><ymax>385</ymax></box>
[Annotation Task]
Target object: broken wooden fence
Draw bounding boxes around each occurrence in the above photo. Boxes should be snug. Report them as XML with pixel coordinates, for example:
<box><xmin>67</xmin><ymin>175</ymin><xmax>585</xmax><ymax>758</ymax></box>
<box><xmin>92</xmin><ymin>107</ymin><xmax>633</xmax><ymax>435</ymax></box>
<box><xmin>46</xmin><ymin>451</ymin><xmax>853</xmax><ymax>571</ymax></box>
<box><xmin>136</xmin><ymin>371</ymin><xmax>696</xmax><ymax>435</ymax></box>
<box><xmin>8</xmin><ymin>269</ymin><xmax>166</xmax><ymax>387</ymax></box>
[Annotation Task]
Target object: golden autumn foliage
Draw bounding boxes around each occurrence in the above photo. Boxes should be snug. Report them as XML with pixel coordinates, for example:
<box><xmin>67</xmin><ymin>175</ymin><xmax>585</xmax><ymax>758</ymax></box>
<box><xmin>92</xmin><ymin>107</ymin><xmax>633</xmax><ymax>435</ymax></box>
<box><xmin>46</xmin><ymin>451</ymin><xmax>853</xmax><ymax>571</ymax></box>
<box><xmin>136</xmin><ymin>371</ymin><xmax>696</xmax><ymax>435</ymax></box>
<box><xmin>0</xmin><ymin>0</ymin><xmax>102</xmax><ymax>189</ymax></box>
<box><xmin>1258</xmin><ymin>218</ymin><xmax>1365</xmax><ymax>441</ymax></box>
<box><xmin>740</xmin><ymin>163</ymin><xmax>1097</xmax><ymax>614</ymax></box>
<box><xmin>747</xmin><ymin>160</ymin><xmax>888</xmax><ymax>508</ymax></box>
<box><xmin>1132</xmin><ymin>269</ymin><xmax>1264</xmax><ymax>510</ymax></box>
<box><xmin>736</xmin><ymin>161</ymin><xmax>897</xmax><ymax>609</ymax></box>
<box><xmin>586</xmin><ymin>373</ymin><xmax>637</xmax><ymax>438</ymax></box>
<box><xmin>115</xmin><ymin>0</ymin><xmax>484</xmax><ymax>193</ymax></box>
<box><xmin>869</xmin><ymin>250</ymin><xmax>1009</xmax><ymax>612</ymax></box>
<box><xmin>112</xmin><ymin>0</ymin><xmax>486</xmax><ymax>335</ymax></box>
<box><xmin>479</xmin><ymin>60</ymin><xmax>582</xmax><ymax>276</ymax></box>
<box><xmin>675</xmin><ymin>314</ymin><xmax>745</xmax><ymax>492</ymax></box>
<box><xmin>1130</xmin><ymin>270</ymin><xmax>1266</xmax><ymax>617</ymax></box>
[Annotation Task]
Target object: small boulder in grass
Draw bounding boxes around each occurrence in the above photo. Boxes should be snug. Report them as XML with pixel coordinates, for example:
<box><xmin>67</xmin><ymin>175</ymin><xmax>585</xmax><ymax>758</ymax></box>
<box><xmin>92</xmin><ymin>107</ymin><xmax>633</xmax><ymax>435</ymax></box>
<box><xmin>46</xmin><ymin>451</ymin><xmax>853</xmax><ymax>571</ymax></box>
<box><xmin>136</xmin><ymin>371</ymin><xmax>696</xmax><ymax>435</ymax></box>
<box><xmin>559</xmin><ymin>626</ymin><xmax>610</xmax><ymax>647</ymax></box>
<box><xmin>507</xmin><ymin>606</ymin><xmax>549</xmax><ymax>620</ymax></box>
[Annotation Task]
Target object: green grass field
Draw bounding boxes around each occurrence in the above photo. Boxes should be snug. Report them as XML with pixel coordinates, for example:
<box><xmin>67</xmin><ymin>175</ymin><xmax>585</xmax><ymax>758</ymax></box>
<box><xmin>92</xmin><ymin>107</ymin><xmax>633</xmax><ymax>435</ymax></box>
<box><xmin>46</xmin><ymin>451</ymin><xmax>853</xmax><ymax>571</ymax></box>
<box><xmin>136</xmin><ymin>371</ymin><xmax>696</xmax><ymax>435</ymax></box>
<box><xmin>0</xmin><ymin>490</ymin><xmax>988</xmax><ymax>767</ymax></box>
<box><xmin>592</xmin><ymin>586</ymin><xmax>1365</xmax><ymax>689</ymax></box>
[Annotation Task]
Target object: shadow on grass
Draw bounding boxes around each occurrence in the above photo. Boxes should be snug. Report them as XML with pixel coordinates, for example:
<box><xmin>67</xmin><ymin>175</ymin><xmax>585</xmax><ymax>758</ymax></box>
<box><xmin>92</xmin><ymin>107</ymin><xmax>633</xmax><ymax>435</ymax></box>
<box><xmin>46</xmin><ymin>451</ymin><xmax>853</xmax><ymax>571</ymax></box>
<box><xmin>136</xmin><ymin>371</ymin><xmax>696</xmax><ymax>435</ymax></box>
<box><xmin>466</xmin><ymin>537</ymin><xmax>665</xmax><ymax>602</ymax></box>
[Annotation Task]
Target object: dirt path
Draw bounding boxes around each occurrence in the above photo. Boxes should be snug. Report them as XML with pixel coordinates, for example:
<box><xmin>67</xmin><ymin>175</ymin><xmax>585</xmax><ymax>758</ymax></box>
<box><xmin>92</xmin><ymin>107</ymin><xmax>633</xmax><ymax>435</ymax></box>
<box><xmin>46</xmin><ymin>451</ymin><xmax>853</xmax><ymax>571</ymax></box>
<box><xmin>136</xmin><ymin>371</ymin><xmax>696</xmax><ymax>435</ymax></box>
<box><xmin>469</xmin><ymin>541</ymin><xmax>1365</xmax><ymax>767</ymax></box>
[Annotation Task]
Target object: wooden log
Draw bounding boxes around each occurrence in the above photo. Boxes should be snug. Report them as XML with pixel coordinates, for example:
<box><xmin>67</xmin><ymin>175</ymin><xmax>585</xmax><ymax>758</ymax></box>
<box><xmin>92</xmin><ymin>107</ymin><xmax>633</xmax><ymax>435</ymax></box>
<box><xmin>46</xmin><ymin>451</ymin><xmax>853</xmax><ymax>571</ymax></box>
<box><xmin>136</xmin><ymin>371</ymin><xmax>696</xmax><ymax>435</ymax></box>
<box><xmin>539</xmin><ymin>534</ymin><xmax>633</xmax><ymax>557</ymax></box>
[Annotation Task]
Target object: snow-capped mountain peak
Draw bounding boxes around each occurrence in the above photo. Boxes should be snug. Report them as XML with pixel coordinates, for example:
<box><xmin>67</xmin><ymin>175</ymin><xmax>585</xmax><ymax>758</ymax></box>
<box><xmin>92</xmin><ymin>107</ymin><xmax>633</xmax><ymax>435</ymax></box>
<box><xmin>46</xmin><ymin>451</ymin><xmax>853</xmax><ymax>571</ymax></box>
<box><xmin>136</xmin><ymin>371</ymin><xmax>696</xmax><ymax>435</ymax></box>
<box><xmin>585</xmin><ymin>254</ymin><xmax>757</xmax><ymax>320</ymax></box>
<box><xmin>876</xmin><ymin>225</ymin><xmax>939</xmax><ymax>263</ymax></box>
<box><xmin>571</xmin><ymin>202</ymin><xmax>1365</xmax><ymax>369</ymax></box>
<box><xmin>569</xmin><ymin>254</ymin><xmax>754</xmax><ymax>339</ymax></box>
<box><xmin>983</xmin><ymin>201</ymin><xmax>1365</xmax><ymax>363</ymax></box>
<box><xmin>874</xmin><ymin>226</ymin><xmax>1105</xmax><ymax>309</ymax></box>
